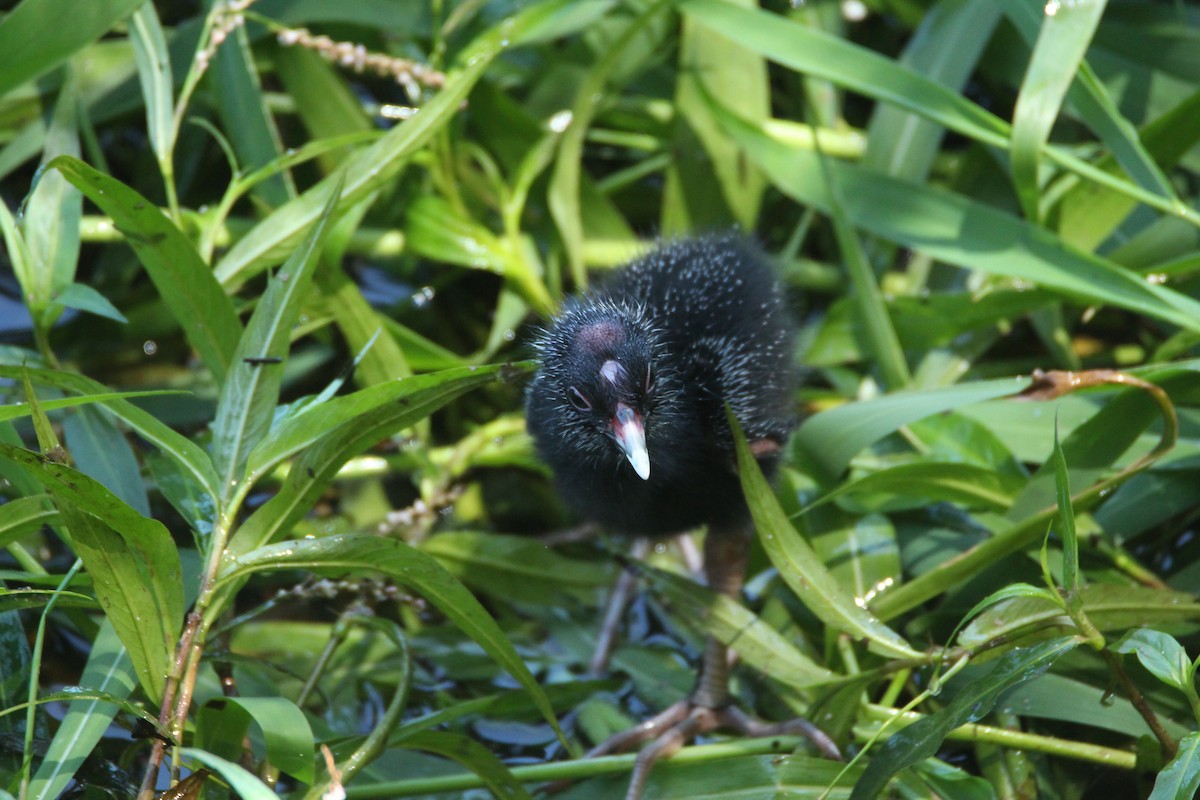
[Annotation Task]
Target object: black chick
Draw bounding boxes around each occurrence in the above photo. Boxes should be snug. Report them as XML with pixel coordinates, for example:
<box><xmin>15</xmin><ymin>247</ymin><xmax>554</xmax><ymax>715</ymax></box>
<box><xmin>525</xmin><ymin>234</ymin><xmax>796</xmax><ymax>536</ymax></box>
<box><xmin>527</xmin><ymin>235</ymin><xmax>832</xmax><ymax>800</ymax></box>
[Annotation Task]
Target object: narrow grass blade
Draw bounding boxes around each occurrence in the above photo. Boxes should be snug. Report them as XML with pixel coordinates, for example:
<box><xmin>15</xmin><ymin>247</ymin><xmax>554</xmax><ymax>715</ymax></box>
<box><xmin>1011</xmin><ymin>0</ymin><xmax>1108</xmax><ymax>222</ymax></box>
<box><xmin>128</xmin><ymin>0</ymin><xmax>174</xmax><ymax>165</ymax></box>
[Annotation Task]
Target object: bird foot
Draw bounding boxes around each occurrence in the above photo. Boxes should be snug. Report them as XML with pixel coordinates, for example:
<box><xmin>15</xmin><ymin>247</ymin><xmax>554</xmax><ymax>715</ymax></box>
<box><xmin>583</xmin><ymin>698</ymin><xmax>841</xmax><ymax>800</ymax></box>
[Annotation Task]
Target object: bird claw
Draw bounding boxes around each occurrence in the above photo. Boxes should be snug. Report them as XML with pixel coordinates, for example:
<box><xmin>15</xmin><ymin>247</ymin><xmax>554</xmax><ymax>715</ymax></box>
<box><xmin>581</xmin><ymin>698</ymin><xmax>841</xmax><ymax>800</ymax></box>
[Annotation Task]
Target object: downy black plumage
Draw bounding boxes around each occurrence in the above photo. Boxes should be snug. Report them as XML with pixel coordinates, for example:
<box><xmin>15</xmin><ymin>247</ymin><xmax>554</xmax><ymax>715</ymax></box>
<box><xmin>525</xmin><ymin>234</ymin><xmax>795</xmax><ymax>536</ymax></box>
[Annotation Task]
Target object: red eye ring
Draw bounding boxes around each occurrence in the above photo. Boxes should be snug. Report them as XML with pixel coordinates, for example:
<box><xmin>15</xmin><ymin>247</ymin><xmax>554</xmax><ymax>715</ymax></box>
<box><xmin>567</xmin><ymin>386</ymin><xmax>592</xmax><ymax>411</ymax></box>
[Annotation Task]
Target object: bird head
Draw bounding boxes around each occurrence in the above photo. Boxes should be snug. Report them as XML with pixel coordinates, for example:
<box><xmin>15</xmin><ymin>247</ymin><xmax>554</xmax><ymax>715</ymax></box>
<box><xmin>528</xmin><ymin>300</ymin><xmax>669</xmax><ymax>482</ymax></box>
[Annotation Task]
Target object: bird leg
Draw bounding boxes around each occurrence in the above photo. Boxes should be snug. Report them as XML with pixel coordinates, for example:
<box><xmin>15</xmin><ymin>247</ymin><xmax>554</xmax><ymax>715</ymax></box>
<box><xmin>589</xmin><ymin>538</ymin><xmax>651</xmax><ymax>676</ymax></box>
<box><xmin>584</xmin><ymin>528</ymin><xmax>840</xmax><ymax>800</ymax></box>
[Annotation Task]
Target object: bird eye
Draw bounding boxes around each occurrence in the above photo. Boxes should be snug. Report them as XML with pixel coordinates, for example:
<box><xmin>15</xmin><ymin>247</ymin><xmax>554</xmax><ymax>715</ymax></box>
<box><xmin>567</xmin><ymin>386</ymin><xmax>592</xmax><ymax>411</ymax></box>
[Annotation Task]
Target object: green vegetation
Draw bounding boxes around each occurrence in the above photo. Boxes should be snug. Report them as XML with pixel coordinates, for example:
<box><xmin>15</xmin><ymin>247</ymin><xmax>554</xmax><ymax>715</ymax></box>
<box><xmin>1</xmin><ymin>1</ymin><xmax>1199</xmax><ymax>798</ymax></box>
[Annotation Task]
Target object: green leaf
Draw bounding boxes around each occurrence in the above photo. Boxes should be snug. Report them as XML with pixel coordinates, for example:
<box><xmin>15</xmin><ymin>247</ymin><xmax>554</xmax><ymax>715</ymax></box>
<box><xmin>217</xmin><ymin>534</ymin><xmax>566</xmax><ymax>745</ymax></box>
<box><xmin>45</xmin><ymin>155</ymin><xmax>241</xmax><ymax>385</ymax></box>
<box><xmin>731</xmin><ymin>410</ymin><xmax>919</xmax><ymax>660</ymax></box>
<box><xmin>207</xmin><ymin>19</ymin><xmax>293</xmax><ymax>207</ymax></box>
<box><xmin>645</xmin><ymin>565</ymin><xmax>838</xmax><ymax>690</ymax></box>
<box><xmin>178</xmin><ymin>749</ymin><xmax>278</xmax><ymax>799</ymax></box>
<box><xmin>1149</xmin><ymin>731</ymin><xmax>1200</xmax><ymax>800</ymax></box>
<box><xmin>0</xmin><ymin>589</ymin><xmax>95</xmax><ymax>612</ymax></box>
<box><xmin>0</xmin><ymin>444</ymin><xmax>182</xmax><ymax>701</ymax></box>
<box><xmin>28</xmin><ymin>622</ymin><xmax>137</xmax><ymax>800</ymax></box>
<box><xmin>52</xmin><ymin>283</ymin><xmax>127</xmax><ymax>323</ymax></box>
<box><xmin>197</xmin><ymin>697</ymin><xmax>314</xmax><ymax>784</ymax></box>
<box><xmin>1111</xmin><ymin>628</ymin><xmax>1193</xmax><ymax>695</ymax></box>
<box><xmin>211</xmin><ymin>175</ymin><xmax>341</xmax><ymax>503</ymax></box>
<box><xmin>795</xmin><ymin>378</ymin><xmax>1029</xmax><ymax>483</ymax></box>
<box><xmin>850</xmin><ymin>637</ymin><xmax>1079</xmax><ymax>800</ymax></box>
<box><xmin>231</xmin><ymin>363</ymin><xmax>525</xmax><ymax>555</ymax></box>
<box><xmin>960</xmin><ymin>585</ymin><xmax>1200</xmax><ymax>648</ymax></box>
<box><xmin>63</xmin><ymin>406</ymin><xmax>150</xmax><ymax>515</ymax></box>
<box><xmin>128</xmin><ymin>0</ymin><xmax>174</xmax><ymax>166</ymax></box>
<box><xmin>0</xmin><ymin>0</ymin><xmax>143</xmax><ymax>99</ymax></box>
<box><xmin>0</xmin><ymin>495</ymin><xmax>58</xmax><ymax>551</ymax></box>
<box><xmin>0</xmin><ymin>389</ymin><xmax>184</xmax><ymax>424</ymax></box>
<box><xmin>864</xmin><ymin>0</ymin><xmax>1000</xmax><ymax>183</ymax></box>
<box><xmin>1010</xmin><ymin>0</ymin><xmax>1109</xmax><ymax>222</ymax></box>
<box><xmin>810</xmin><ymin>462</ymin><xmax>1022</xmax><ymax>515</ymax></box>
<box><xmin>22</xmin><ymin>70</ymin><xmax>81</xmax><ymax>319</ymax></box>
<box><xmin>1049</xmin><ymin>423</ymin><xmax>1080</xmax><ymax>604</ymax></box>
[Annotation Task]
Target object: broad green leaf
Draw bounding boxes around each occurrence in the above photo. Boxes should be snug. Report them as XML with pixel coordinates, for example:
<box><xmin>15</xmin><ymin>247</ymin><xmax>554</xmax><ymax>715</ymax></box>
<box><xmin>732</xmin><ymin>412</ymin><xmax>919</xmax><ymax>660</ymax></box>
<box><xmin>215</xmin><ymin>0</ymin><xmax>585</xmax><ymax>290</ymax></box>
<box><xmin>28</xmin><ymin>622</ymin><xmax>137</xmax><ymax>800</ymax></box>
<box><xmin>1149</xmin><ymin>731</ymin><xmax>1200</xmax><ymax>800</ymax></box>
<box><xmin>850</xmin><ymin>637</ymin><xmax>1079</xmax><ymax>800</ymax></box>
<box><xmin>0</xmin><ymin>495</ymin><xmax>58</xmax><ymax>550</ymax></box>
<box><xmin>178</xmin><ymin>749</ymin><xmax>278</xmax><ymax>800</ymax></box>
<box><xmin>211</xmin><ymin>175</ymin><xmax>341</xmax><ymax>503</ymax></box>
<box><xmin>217</xmin><ymin>534</ymin><xmax>565</xmax><ymax>744</ymax></box>
<box><xmin>795</xmin><ymin>378</ymin><xmax>1029</xmax><ymax>483</ymax></box>
<box><xmin>645</xmin><ymin>565</ymin><xmax>837</xmax><ymax>690</ymax></box>
<box><xmin>1010</xmin><ymin>0</ymin><xmax>1109</xmax><ymax>222</ymax></box>
<box><xmin>231</xmin><ymin>363</ymin><xmax>525</xmax><ymax>555</ymax></box>
<box><xmin>1001</xmin><ymin>673</ymin><xmax>1190</xmax><ymax>739</ymax></box>
<box><xmin>810</xmin><ymin>462</ymin><xmax>1022</xmax><ymax>514</ymax></box>
<box><xmin>64</xmin><ymin>406</ymin><xmax>150</xmax><ymax>515</ymax></box>
<box><xmin>45</xmin><ymin>155</ymin><xmax>241</xmax><ymax>385</ymax></box>
<box><xmin>52</xmin><ymin>283</ymin><xmax>127</xmax><ymax>323</ymax></box>
<box><xmin>197</xmin><ymin>697</ymin><xmax>314</xmax><ymax>783</ymax></box>
<box><xmin>1050</xmin><ymin>425</ymin><xmax>1080</xmax><ymax>605</ymax></box>
<box><xmin>0</xmin><ymin>444</ymin><xmax>182</xmax><ymax>701</ymax></box>
<box><xmin>1111</xmin><ymin>629</ymin><xmax>1193</xmax><ymax>695</ymax></box>
<box><xmin>128</xmin><ymin>0</ymin><xmax>174</xmax><ymax>165</ymax></box>
<box><xmin>0</xmin><ymin>0</ymin><xmax>142</xmax><ymax>99</ymax></box>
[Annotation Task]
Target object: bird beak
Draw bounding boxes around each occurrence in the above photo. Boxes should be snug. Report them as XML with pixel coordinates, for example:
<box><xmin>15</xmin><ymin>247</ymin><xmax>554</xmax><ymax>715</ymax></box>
<box><xmin>612</xmin><ymin>402</ymin><xmax>650</xmax><ymax>480</ymax></box>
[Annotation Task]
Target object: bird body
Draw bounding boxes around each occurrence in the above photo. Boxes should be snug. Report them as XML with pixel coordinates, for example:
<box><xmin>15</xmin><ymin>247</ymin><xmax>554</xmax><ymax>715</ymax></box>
<box><xmin>526</xmin><ymin>235</ymin><xmax>795</xmax><ymax>537</ymax></box>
